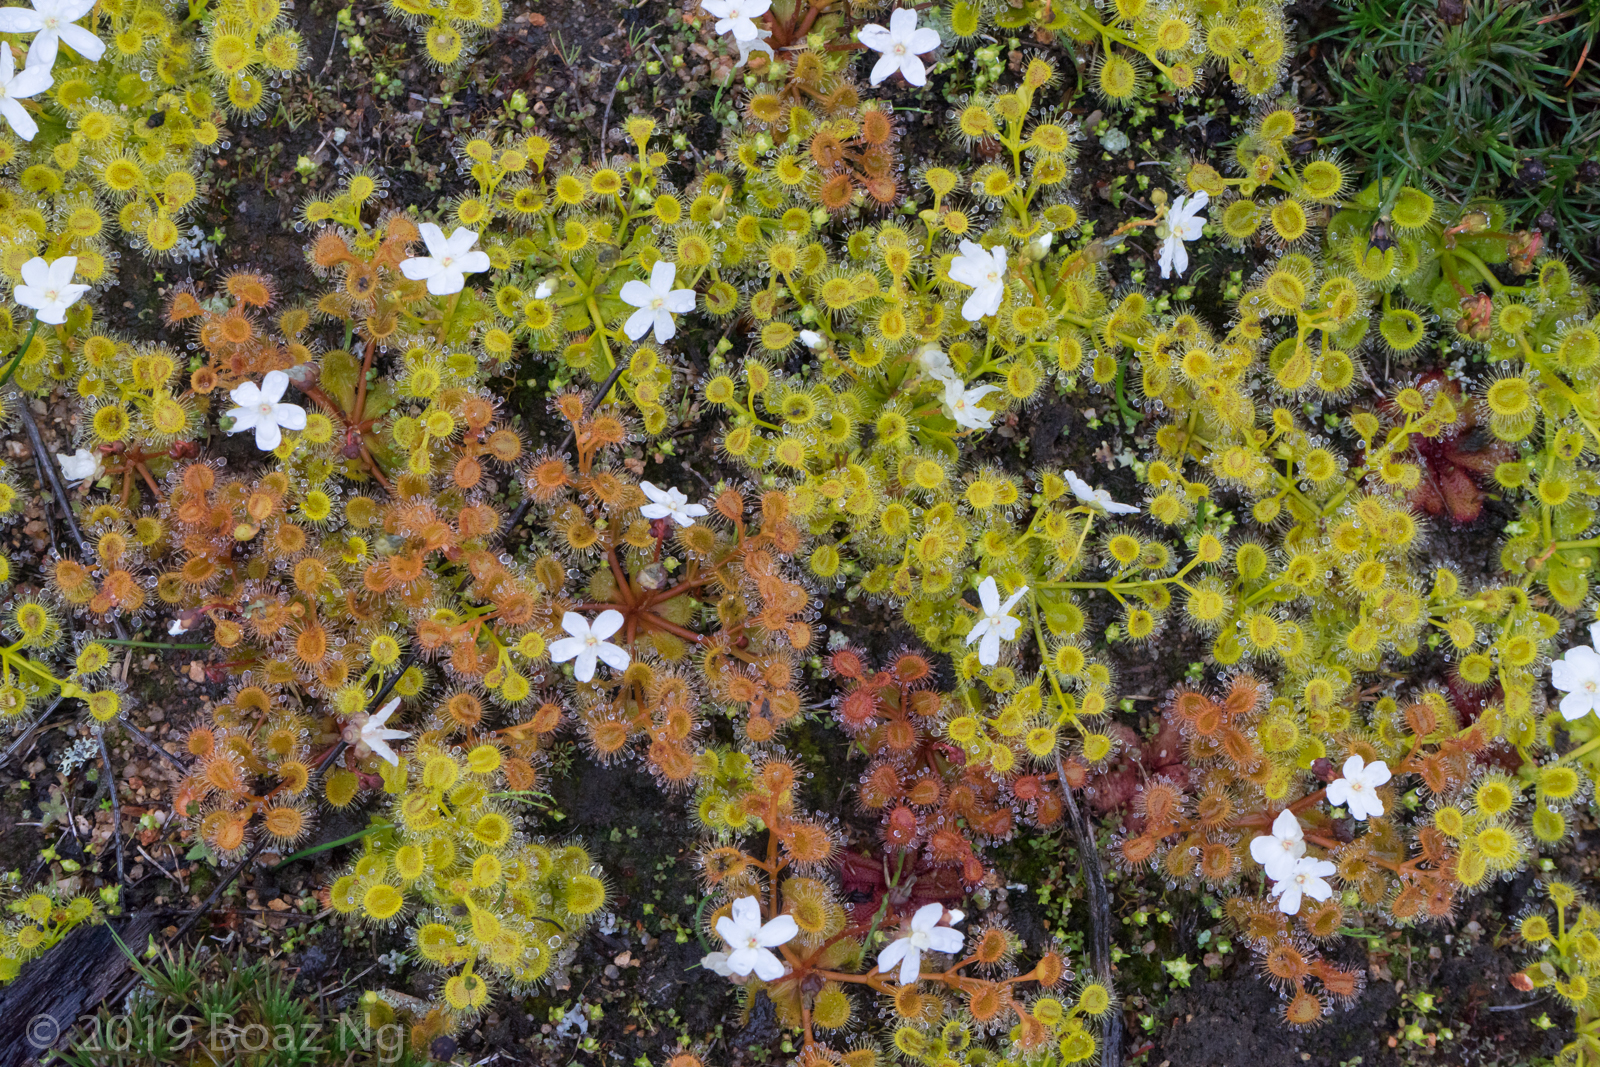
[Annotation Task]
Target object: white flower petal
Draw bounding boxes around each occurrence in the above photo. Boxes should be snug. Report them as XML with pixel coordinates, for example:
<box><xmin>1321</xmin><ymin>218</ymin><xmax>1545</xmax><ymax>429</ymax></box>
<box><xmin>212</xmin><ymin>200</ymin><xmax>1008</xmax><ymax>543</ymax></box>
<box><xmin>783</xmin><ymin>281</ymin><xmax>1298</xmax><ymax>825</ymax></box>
<box><xmin>572</xmin><ymin>646</ymin><xmax>600</xmax><ymax>682</ymax></box>
<box><xmin>595</xmin><ymin>642</ymin><xmax>631</xmax><ymax>672</ymax></box>
<box><xmin>749</xmin><ymin>947</ymin><xmax>786</xmax><ymax>982</ymax></box>
<box><xmin>623</xmin><ymin>306</ymin><xmax>655</xmax><ymax>341</ymax></box>
<box><xmin>856</xmin><ymin>23</ymin><xmax>893</xmax><ymax>50</ymax></box>
<box><xmin>757</xmin><ymin>913</ymin><xmax>798</xmax><ymax>947</ymax></box>
<box><xmin>0</xmin><ymin>9</ymin><xmax>45</xmax><ymax>32</ymax></box>
<box><xmin>56</xmin><ymin>20</ymin><xmax>104</xmax><ymax>61</ymax></box>
<box><xmin>900</xmin><ymin>52</ymin><xmax>927</xmax><ymax>87</ymax></box>
<box><xmin>416</xmin><ymin>222</ymin><xmax>448</xmax><ymax>256</ymax></box>
<box><xmin>651</xmin><ymin>308</ymin><xmax>677</xmax><ymax>344</ymax></box>
<box><xmin>897</xmin><ymin>947</ymin><xmax>921</xmax><ymax>986</ymax></box>
<box><xmin>876</xmin><ymin>939</ymin><xmax>908</xmax><ymax>975</ymax></box>
<box><xmin>548</xmin><ymin>637</ymin><xmax>586</xmax><ymax>663</ymax></box>
<box><xmin>253</xmin><ymin>418</ymin><xmax>283</xmax><ymax>452</ymax></box>
<box><xmin>273</xmin><ymin>403</ymin><xmax>307</xmax><ymax>431</ymax></box>
<box><xmin>619</xmin><ymin>279</ymin><xmax>655</xmax><ymax>308</ymax></box>
<box><xmin>400</xmin><ymin>257</ymin><xmax>442</xmax><ymax>281</ymax></box>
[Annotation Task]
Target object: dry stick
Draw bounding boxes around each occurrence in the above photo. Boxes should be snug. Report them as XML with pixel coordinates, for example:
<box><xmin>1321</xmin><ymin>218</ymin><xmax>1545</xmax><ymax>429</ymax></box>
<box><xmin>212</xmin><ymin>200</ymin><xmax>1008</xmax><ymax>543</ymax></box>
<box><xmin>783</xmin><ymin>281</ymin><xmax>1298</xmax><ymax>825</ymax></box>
<box><xmin>319</xmin><ymin>12</ymin><xmax>341</xmax><ymax>77</ymax></box>
<box><xmin>136</xmin><ymin>845</ymin><xmax>186</xmax><ymax>891</ymax></box>
<box><xmin>16</xmin><ymin>402</ymin><xmax>139</xmax><ymax>899</ymax></box>
<box><xmin>164</xmin><ymin>838</ymin><xmax>268</xmax><ymax>946</ymax></box>
<box><xmin>122</xmin><ymin>719</ymin><xmax>189</xmax><ymax>774</ymax></box>
<box><xmin>597</xmin><ymin>63</ymin><xmax>632</xmax><ymax>169</ymax></box>
<box><xmin>61</xmin><ymin>789</ymin><xmax>82</xmax><ymax>850</ymax></box>
<box><xmin>0</xmin><ymin>696</ymin><xmax>63</xmax><ymax>771</ymax></box>
<box><xmin>95</xmin><ymin>726</ymin><xmax>126</xmax><ymax>890</ymax></box>
<box><xmin>16</xmin><ymin>403</ymin><xmax>101</xmax><ymax>572</ymax></box>
<box><xmin>18</xmin><ymin>403</ymin><xmax>130</xmax><ymax>638</ymax></box>
<box><xmin>26</xmin><ymin>447</ymin><xmax>60</xmax><ymax>558</ymax></box>
<box><xmin>499</xmin><ymin>358</ymin><xmax>630</xmax><ymax>545</ymax></box>
<box><xmin>1057</xmin><ymin>753</ymin><xmax>1122</xmax><ymax>1067</ymax></box>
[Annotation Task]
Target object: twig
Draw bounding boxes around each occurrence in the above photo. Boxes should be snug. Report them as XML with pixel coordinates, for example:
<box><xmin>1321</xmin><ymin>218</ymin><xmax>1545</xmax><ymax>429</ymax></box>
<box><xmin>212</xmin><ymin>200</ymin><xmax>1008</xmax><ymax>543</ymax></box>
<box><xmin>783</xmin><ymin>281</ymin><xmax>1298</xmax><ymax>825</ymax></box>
<box><xmin>499</xmin><ymin>358</ymin><xmax>630</xmax><ymax>545</ymax></box>
<box><xmin>320</xmin><ymin>11</ymin><xmax>342</xmax><ymax>77</ymax></box>
<box><xmin>1057</xmin><ymin>754</ymin><xmax>1122</xmax><ymax>1067</ymax></box>
<box><xmin>15</xmin><ymin>402</ymin><xmax>131</xmax><ymax>638</ymax></box>
<box><xmin>598</xmin><ymin>63</ymin><xmax>631</xmax><ymax>169</ymax></box>
<box><xmin>1488</xmin><ymin>995</ymin><xmax>1549</xmax><ymax>1012</ymax></box>
<box><xmin>121</xmin><ymin>719</ymin><xmax>190</xmax><ymax>774</ymax></box>
<box><xmin>317</xmin><ymin>962</ymin><xmax>379</xmax><ymax>1000</ymax></box>
<box><xmin>226</xmin><ymin>908</ymin><xmax>332</xmax><ymax>926</ymax></box>
<box><xmin>96</xmin><ymin>726</ymin><xmax>126</xmax><ymax>891</ymax></box>
<box><xmin>136</xmin><ymin>845</ymin><xmax>186</xmax><ymax>891</ymax></box>
<box><xmin>559</xmin><ymin>358</ymin><xmax>629</xmax><ymax>459</ymax></box>
<box><xmin>16</xmin><ymin>402</ymin><xmax>90</xmax><ymax>557</ymax></box>
<box><xmin>61</xmin><ymin>791</ymin><xmax>81</xmax><ymax>849</ymax></box>
<box><xmin>166</xmin><ymin>837</ymin><xmax>268</xmax><ymax>944</ymax></box>
<box><xmin>16</xmin><ymin>400</ymin><xmax>197</xmax><ymax>902</ymax></box>
<box><xmin>0</xmin><ymin>696</ymin><xmax>63</xmax><ymax>770</ymax></box>
<box><xmin>26</xmin><ymin>447</ymin><xmax>60</xmax><ymax>558</ymax></box>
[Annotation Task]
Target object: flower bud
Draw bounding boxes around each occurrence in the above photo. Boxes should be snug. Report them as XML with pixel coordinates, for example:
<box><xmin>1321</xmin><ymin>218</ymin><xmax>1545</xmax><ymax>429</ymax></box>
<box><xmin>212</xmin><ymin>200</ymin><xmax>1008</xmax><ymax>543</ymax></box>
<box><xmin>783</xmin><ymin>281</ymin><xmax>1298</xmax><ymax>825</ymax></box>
<box><xmin>1507</xmin><ymin>229</ymin><xmax>1544</xmax><ymax>275</ymax></box>
<box><xmin>1455</xmin><ymin>292</ymin><xmax>1492</xmax><ymax>341</ymax></box>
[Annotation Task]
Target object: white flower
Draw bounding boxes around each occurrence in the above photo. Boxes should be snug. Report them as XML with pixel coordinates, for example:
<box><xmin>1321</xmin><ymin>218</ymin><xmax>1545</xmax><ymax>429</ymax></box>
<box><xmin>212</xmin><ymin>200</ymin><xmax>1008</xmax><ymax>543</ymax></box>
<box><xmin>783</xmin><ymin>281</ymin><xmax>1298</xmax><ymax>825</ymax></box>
<box><xmin>876</xmin><ymin>903</ymin><xmax>964</xmax><ymax>986</ymax></box>
<box><xmin>14</xmin><ymin>255</ymin><xmax>88</xmax><ymax>324</ymax></box>
<box><xmin>1325</xmin><ymin>754</ymin><xmax>1391</xmax><ymax>821</ymax></box>
<box><xmin>799</xmin><ymin>329</ymin><xmax>826</xmax><ymax>351</ymax></box>
<box><xmin>55</xmin><ymin>446</ymin><xmax>102</xmax><ymax>485</ymax></box>
<box><xmin>0</xmin><ymin>45</ymin><xmax>48</xmax><ymax>141</ymax></box>
<box><xmin>549</xmin><ymin>610</ymin><xmax>631</xmax><ymax>683</ymax></box>
<box><xmin>534</xmin><ymin>279</ymin><xmax>556</xmax><ymax>299</ymax></box>
<box><xmin>167</xmin><ymin>618</ymin><xmax>189</xmax><ymax>637</ymax></box>
<box><xmin>858</xmin><ymin>7</ymin><xmax>940</xmax><ymax>87</ymax></box>
<box><xmin>735</xmin><ymin>28</ymin><xmax>774</xmax><ymax>66</ymax></box>
<box><xmin>714</xmin><ymin>895</ymin><xmax>797</xmax><ymax>982</ymax></box>
<box><xmin>701</xmin><ymin>0</ymin><xmax>770</xmax><ymax>43</ymax></box>
<box><xmin>619</xmin><ymin>260</ymin><xmax>696</xmax><ymax>344</ymax></box>
<box><xmin>1157</xmin><ymin>190</ymin><xmax>1208</xmax><ymax>280</ymax></box>
<box><xmin>225</xmin><ymin>370</ymin><xmax>308</xmax><ymax>452</ymax></box>
<box><xmin>1269</xmin><ymin>855</ymin><xmax>1336</xmax><ymax>916</ymax></box>
<box><xmin>965</xmin><ymin>576</ymin><xmax>1027</xmax><ymax>667</ymax></box>
<box><xmin>399</xmin><ymin>223</ymin><xmax>491</xmax><ymax>296</ymax></box>
<box><xmin>947</xmin><ymin>240</ymin><xmax>1008</xmax><ymax>322</ymax></box>
<box><xmin>942</xmin><ymin>378</ymin><xmax>1000</xmax><ymax>431</ymax></box>
<box><xmin>1248</xmin><ymin>809</ymin><xmax>1306</xmax><ymax>882</ymax></box>
<box><xmin>1026</xmin><ymin>231</ymin><xmax>1054</xmax><ymax>261</ymax></box>
<box><xmin>916</xmin><ymin>343</ymin><xmax>959</xmax><ymax>384</ymax></box>
<box><xmin>1551</xmin><ymin>621</ymin><xmax>1600</xmax><ymax>721</ymax></box>
<box><xmin>350</xmin><ymin>696</ymin><xmax>411</xmax><ymax>767</ymax></box>
<box><xmin>0</xmin><ymin>0</ymin><xmax>104</xmax><ymax>72</ymax></box>
<box><xmin>1063</xmin><ymin>469</ymin><xmax>1140</xmax><ymax>516</ymax></box>
<box><xmin>640</xmin><ymin>481</ymin><xmax>709</xmax><ymax>527</ymax></box>
<box><xmin>700</xmin><ymin>950</ymin><xmax>735</xmax><ymax>977</ymax></box>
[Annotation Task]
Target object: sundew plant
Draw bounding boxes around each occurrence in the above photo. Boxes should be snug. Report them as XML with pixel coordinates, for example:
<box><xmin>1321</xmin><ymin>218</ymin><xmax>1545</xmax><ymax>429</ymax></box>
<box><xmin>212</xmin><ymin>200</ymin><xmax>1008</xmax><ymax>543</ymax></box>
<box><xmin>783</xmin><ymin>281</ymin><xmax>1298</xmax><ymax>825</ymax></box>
<box><xmin>0</xmin><ymin>0</ymin><xmax>1595</xmax><ymax>1063</ymax></box>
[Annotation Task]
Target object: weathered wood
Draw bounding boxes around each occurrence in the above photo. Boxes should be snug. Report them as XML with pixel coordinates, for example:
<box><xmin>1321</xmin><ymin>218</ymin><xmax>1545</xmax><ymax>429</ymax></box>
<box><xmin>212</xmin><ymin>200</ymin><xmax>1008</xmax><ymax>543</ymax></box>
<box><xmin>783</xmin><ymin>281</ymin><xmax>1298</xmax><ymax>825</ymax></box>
<box><xmin>0</xmin><ymin>910</ymin><xmax>162</xmax><ymax>1067</ymax></box>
